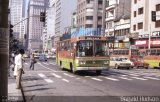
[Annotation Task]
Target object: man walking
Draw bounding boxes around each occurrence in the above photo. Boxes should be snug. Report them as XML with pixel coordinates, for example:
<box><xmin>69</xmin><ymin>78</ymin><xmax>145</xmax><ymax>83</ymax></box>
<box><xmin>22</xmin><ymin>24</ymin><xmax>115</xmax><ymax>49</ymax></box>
<box><xmin>14</xmin><ymin>49</ymin><xmax>25</xmax><ymax>89</ymax></box>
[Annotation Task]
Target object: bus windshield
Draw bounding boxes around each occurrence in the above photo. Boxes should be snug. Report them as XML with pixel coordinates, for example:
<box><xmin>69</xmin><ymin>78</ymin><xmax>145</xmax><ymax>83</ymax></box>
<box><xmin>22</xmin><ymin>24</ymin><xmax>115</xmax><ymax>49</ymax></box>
<box><xmin>77</xmin><ymin>40</ymin><xmax>108</xmax><ymax>57</ymax></box>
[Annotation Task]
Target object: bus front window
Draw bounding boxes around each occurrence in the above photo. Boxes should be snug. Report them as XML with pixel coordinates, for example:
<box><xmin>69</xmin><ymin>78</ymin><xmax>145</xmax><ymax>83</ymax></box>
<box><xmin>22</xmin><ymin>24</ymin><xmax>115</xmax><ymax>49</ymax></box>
<box><xmin>77</xmin><ymin>41</ymin><xmax>93</xmax><ymax>57</ymax></box>
<box><xmin>95</xmin><ymin>41</ymin><xmax>108</xmax><ymax>56</ymax></box>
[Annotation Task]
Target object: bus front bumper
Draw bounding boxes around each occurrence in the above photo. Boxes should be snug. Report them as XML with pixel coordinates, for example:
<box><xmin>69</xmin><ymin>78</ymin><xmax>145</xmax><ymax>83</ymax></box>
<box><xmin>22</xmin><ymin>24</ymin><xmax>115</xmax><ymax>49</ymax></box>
<box><xmin>76</xmin><ymin>67</ymin><xmax>109</xmax><ymax>71</ymax></box>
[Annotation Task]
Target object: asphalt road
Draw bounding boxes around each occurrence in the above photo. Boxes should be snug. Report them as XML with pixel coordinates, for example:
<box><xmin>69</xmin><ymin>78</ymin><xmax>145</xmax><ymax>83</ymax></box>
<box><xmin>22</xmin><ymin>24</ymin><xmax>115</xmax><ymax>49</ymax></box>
<box><xmin>10</xmin><ymin>58</ymin><xmax>160</xmax><ymax>102</ymax></box>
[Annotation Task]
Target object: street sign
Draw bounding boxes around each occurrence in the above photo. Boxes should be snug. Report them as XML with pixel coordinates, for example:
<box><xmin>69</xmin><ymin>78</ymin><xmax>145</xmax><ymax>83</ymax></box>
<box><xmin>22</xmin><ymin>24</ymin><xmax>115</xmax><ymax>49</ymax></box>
<box><xmin>127</xmin><ymin>32</ymin><xmax>139</xmax><ymax>38</ymax></box>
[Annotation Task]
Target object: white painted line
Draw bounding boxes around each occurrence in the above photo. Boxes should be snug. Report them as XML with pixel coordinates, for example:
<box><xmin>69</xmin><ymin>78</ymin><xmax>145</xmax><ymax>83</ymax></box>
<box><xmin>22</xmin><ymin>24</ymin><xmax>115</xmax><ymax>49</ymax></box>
<box><xmin>129</xmin><ymin>74</ymin><xmax>139</xmax><ymax>76</ymax></box>
<box><xmin>76</xmin><ymin>78</ymin><xmax>81</xmax><ymax>80</ymax></box>
<box><xmin>120</xmin><ymin>77</ymin><xmax>132</xmax><ymax>81</ymax></box>
<box><xmin>91</xmin><ymin>78</ymin><xmax>103</xmax><ymax>81</ymax></box>
<box><xmin>144</xmin><ymin>77</ymin><xmax>160</xmax><ymax>80</ymax></box>
<box><xmin>85</xmin><ymin>76</ymin><xmax>91</xmax><ymax>77</ymax></box>
<box><xmin>104</xmin><ymin>77</ymin><xmax>119</xmax><ymax>81</ymax></box>
<box><xmin>49</xmin><ymin>63</ymin><xmax>56</xmax><ymax>65</ymax></box>
<box><xmin>63</xmin><ymin>73</ymin><xmax>75</xmax><ymax>77</ymax></box>
<box><xmin>43</xmin><ymin>62</ymin><xmax>49</xmax><ymax>65</ymax></box>
<box><xmin>39</xmin><ymin>63</ymin><xmax>57</xmax><ymax>72</ymax></box>
<box><xmin>62</xmin><ymin>79</ymin><xmax>69</xmax><ymax>83</ymax></box>
<box><xmin>25</xmin><ymin>63</ymin><xmax>29</xmax><ymax>65</ymax></box>
<box><xmin>121</xmin><ymin>75</ymin><xmax>128</xmax><ymax>77</ymax></box>
<box><xmin>132</xmin><ymin>77</ymin><xmax>147</xmax><ymax>80</ymax></box>
<box><xmin>44</xmin><ymin>79</ymin><xmax>53</xmax><ymax>83</ymax></box>
<box><xmin>38</xmin><ymin>73</ymin><xmax>47</xmax><ymax>78</ymax></box>
<box><xmin>38</xmin><ymin>62</ymin><xmax>41</xmax><ymax>64</ymax></box>
<box><xmin>51</xmin><ymin>73</ymin><xmax>62</xmax><ymax>78</ymax></box>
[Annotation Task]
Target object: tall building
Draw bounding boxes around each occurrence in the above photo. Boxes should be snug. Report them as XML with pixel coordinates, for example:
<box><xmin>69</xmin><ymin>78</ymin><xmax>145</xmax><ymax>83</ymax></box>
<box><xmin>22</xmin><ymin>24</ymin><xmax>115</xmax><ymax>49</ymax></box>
<box><xmin>105</xmin><ymin>0</ymin><xmax>131</xmax><ymax>37</ymax></box>
<box><xmin>77</xmin><ymin>0</ymin><xmax>103</xmax><ymax>28</ymax></box>
<box><xmin>10</xmin><ymin>0</ymin><xmax>25</xmax><ymax>40</ymax></box>
<box><xmin>131</xmin><ymin>0</ymin><xmax>160</xmax><ymax>49</ymax></box>
<box><xmin>54</xmin><ymin>0</ymin><xmax>77</xmax><ymax>46</ymax></box>
<box><xmin>42</xmin><ymin>0</ymin><xmax>56</xmax><ymax>52</ymax></box>
<box><xmin>27</xmin><ymin>0</ymin><xmax>49</xmax><ymax>50</ymax></box>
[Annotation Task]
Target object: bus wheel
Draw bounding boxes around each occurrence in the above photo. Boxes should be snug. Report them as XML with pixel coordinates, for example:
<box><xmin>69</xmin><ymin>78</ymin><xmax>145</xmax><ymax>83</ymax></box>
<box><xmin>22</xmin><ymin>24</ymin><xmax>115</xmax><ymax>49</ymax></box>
<box><xmin>96</xmin><ymin>70</ymin><xmax>101</xmax><ymax>75</ymax></box>
<box><xmin>70</xmin><ymin>63</ymin><xmax>76</xmax><ymax>74</ymax></box>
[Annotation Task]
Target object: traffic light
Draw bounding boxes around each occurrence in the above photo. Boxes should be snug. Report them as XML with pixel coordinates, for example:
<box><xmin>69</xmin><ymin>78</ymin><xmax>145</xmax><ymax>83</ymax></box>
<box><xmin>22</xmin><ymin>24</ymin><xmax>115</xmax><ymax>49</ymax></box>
<box><xmin>40</xmin><ymin>12</ymin><xmax>45</xmax><ymax>22</ymax></box>
<box><xmin>151</xmin><ymin>11</ymin><xmax>156</xmax><ymax>22</ymax></box>
<box><xmin>10</xmin><ymin>24</ymin><xmax>13</xmax><ymax>38</ymax></box>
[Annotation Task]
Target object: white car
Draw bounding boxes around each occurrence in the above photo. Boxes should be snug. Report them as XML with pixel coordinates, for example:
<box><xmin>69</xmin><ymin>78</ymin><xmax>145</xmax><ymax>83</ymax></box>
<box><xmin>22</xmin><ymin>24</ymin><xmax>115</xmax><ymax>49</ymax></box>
<box><xmin>110</xmin><ymin>57</ymin><xmax>134</xmax><ymax>69</ymax></box>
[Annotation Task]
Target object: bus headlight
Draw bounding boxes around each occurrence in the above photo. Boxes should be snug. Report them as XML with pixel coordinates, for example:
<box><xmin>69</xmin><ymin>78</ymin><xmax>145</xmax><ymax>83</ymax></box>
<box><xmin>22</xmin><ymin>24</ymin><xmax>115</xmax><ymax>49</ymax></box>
<box><xmin>79</xmin><ymin>61</ymin><xmax>86</xmax><ymax>65</ymax></box>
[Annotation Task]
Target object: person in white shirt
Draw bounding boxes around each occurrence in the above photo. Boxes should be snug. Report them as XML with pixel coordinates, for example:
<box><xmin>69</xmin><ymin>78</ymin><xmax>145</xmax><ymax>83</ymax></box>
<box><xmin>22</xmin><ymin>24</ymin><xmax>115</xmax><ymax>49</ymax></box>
<box><xmin>14</xmin><ymin>49</ymin><xmax>25</xmax><ymax>89</ymax></box>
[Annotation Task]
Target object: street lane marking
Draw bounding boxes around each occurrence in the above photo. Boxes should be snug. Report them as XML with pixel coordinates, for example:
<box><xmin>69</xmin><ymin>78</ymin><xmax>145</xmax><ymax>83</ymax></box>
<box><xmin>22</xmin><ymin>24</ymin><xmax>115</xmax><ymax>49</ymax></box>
<box><xmin>43</xmin><ymin>62</ymin><xmax>49</xmax><ymax>65</ymax></box>
<box><xmin>44</xmin><ymin>79</ymin><xmax>53</xmax><ymax>83</ymax></box>
<box><xmin>144</xmin><ymin>77</ymin><xmax>160</xmax><ymax>80</ymax></box>
<box><xmin>38</xmin><ymin>73</ymin><xmax>47</xmax><ymax>78</ymax></box>
<box><xmin>129</xmin><ymin>74</ymin><xmax>139</xmax><ymax>76</ymax></box>
<box><xmin>91</xmin><ymin>78</ymin><xmax>103</xmax><ymax>81</ymax></box>
<box><xmin>49</xmin><ymin>63</ymin><xmax>57</xmax><ymax>65</ymax></box>
<box><xmin>84</xmin><ymin>76</ymin><xmax>91</xmax><ymax>78</ymax></box>
<box><xmin>51</xmin><ymin>73</ymin><xmax>62</xmax><ymax>78</ymax></box>
<box><xmin>25</xmin><ymin>63</ymin><xmax>29</xmax><ymax>65</ymax></box>
<box><xmin>76</xmin><ymin>78</ymin><xmax>81</xmax><ymax>80</ymax></box>
<box><xmin>119</xmin><ymin>77</ymin><xmax>132</xmax><ymax>81</ymax></box>
<box><xmin>104</xmin><ymin>77</ymin><xmax>119</xmax><ymax>81</ymax></box>
<box><xmin>132</xmin><ymin>77</ymin><xmax>147</xmax><ymax>80</ymax></box>
<box><xmin>63</xmin><ymin>73</ymin><xmax>75</xmax><ymax>78</ymax></box>
<box><xmin>121</xmin><ymin>75</ymin><xmax>128</xmax><ymax>77</ymax></box>
<box><xmin>62</xmin><ymin>79</ymin><xmax>69</xmax><ymax>83</ymax></box>
<box><xmin>39</xmin><ymin>63</ymin><xmax>57</xmax><ymax>72</ymax></box>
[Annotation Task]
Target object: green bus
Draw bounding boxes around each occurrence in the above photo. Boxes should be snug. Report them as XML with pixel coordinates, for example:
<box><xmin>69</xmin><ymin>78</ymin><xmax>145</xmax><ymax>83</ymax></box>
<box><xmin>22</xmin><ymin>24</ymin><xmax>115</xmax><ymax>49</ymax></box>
<box><xmin>56</xmin><ymin>36</ymin><xmax>110</xmax><ymax>74</ymax></box>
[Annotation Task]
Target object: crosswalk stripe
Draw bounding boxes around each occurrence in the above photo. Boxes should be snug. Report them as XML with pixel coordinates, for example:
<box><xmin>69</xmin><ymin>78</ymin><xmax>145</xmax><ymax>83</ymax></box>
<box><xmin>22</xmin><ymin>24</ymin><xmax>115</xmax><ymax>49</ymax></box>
<box><xmin>129</xmin><ymin>74</ymin><xmax>139</xmax><ymax>76</ymax></box>
<box><xmin>38</xmin><ymin>73</ymin><xmax>47</xmax><ymax>78</ymax></box>
<box><xmin>91</xmin><ymin>78</ymin><xmax>103</xmax><ymax>81</ymax></box>
<box><xmin>119</xmin><ymin>77</ymin><xmax>132</xmax><ymax>81</ymax></box>
<box><xmin>144</xmin><ymin>77</ymin><xmax>160</xmax><ymax>80</ymax></box>
<box><xmin>132</xmin><ymin>77</ymin><xmax>147</xmax><ymax>80</ymax></box>
<box><xmin>63</xmin><ymin>73</ymin><xmax>75</xmax><ymax>77</ymax></box>
<box><xmin>62</xmin><ymin>79</ymin><xmax>69</xmax><ymax>83</ymax></box>
<box><xmin>25</xmin><ymin>63</ymin><xmax>29</xmax><ymax>65</ymax></box>
<box><xmin>121</xmin><ymin>75</ymin><xmax>128</xmax><ymax>77</ymax></box>
<box><xmin>51</xmin><ymin>73</ymin><xmax>62</xmax><ymax>78</ymax></box>
<box><xmin>104</xmin><ymin>77</ymin><xmax>119</xmax><ymax>81</ymax></box>
<box><xmin>44</xmin><ymin>79</ymin><xmax>53</xmax><ymax>83</ymax></box>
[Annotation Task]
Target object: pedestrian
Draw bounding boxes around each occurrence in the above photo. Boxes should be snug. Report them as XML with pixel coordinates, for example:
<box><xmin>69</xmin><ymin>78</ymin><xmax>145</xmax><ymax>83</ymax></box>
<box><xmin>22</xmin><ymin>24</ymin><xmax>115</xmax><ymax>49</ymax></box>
<box><xmin>14</xmin><ymin>49</ymin><xmax>25</xmax><ymax>89</ymax></box>
<box><xmin>30</xmin><ymin>53</ymin><xmax>35</xmax><ymax>70</ymax></box>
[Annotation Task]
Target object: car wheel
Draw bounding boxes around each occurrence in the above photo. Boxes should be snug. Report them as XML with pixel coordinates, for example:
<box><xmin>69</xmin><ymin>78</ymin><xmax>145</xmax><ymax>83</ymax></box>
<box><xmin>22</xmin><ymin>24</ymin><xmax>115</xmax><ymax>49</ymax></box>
<box><xmin>96</xmin><ymin>70</ymin><xmax>101</xmax><ymax>75</ymax></box>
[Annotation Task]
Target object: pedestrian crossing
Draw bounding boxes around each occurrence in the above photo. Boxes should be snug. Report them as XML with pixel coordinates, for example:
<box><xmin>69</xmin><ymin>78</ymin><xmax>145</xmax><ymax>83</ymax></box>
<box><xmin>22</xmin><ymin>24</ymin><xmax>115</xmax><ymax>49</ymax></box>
<box><xmin>22</xmin><ymin>70</ymin><xmax>160</xmax><ymax>84</ymax></box>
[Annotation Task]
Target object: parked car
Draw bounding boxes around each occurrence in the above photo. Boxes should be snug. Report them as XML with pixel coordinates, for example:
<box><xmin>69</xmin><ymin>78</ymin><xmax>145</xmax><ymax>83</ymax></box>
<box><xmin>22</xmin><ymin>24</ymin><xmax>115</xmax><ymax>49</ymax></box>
<box><xmin>110</xmin><ymin>57</ymin><xmax>134</xmax><ymax>69</ymax></box>
<box><xmin>39</xmin><ymin>54</ymin><xmax>47</xmax><ymax>61</ymax></box>
<box><xmin>131</xmin><ymin>58</ymin><xmax>149</xmax><ymax>69</ymax></box>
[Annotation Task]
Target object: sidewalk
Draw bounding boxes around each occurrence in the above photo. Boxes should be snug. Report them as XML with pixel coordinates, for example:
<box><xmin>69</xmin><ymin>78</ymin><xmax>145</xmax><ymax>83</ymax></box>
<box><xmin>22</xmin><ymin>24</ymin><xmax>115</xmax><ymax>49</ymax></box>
<box><xmin>8</xmin><ymin>76</ymin><xmax>24</xmax><ymax>102</ymax></box>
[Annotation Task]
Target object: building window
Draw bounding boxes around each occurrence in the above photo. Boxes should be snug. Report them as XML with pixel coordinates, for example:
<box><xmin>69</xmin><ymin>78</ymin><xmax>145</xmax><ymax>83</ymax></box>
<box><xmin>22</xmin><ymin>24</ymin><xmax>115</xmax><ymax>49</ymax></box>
<box><xmin>86</xmin><ymin>24</ymin><xmax>93</xmax><ymax>28</ymax></box>
<box><xmin>155</xmin><ymin>20</ymin><xmax>160</xmax><ymax>28</ymax></box>
<box><xmin>133</xmin><ymin>25</ymin><xmax>136</xmax><ymax>31</ymax></box>
<box><xmin>86</xmin><ymin>16</ymin><xmax>93</xmax><ymax>20</ymax></box>
<box><xmin>138</xmin><ymin>7</ymin><xmax>143</xmax><ymax>15</ymax></box>
<box><xmin>138</xmin><ymin>22</ymin><xmax>143</xmax><ymax>29</ymax></box>
<box><xmin>156</xmin><ymin>4</ymin><xmax>160</xmax><ymax>11</ymax></box>
<box><xmin>134</xmin><ymin>11</ymin><xmax>136</xmax><ymax>17</ymax></box>
<box><xmin>134</xmin><ymin>0</ymin><xmax>137</xmax><ymax>4</ymax></box>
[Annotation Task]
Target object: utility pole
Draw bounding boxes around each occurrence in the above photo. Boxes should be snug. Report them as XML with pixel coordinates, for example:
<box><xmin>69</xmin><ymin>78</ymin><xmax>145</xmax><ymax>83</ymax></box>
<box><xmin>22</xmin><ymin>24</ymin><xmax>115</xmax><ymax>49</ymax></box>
<box><xmin>0</xmin><ymin>0</ymin><xmax>9</xmax><ymax>100</ymax></box>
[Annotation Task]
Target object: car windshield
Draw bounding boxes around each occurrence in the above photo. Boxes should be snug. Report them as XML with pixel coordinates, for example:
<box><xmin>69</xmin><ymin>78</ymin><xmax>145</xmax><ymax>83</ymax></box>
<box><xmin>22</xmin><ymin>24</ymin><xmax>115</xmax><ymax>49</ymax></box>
<box><xmin>116</xmin><ymin>58</ymin><xmax>128</xmax><ymax>61</ymax></box>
